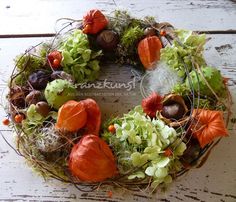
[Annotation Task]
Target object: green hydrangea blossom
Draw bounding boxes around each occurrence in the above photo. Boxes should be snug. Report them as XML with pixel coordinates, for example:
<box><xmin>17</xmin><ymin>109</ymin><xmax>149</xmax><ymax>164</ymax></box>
<box><xmin>161</xmin><ymin>29</ymin><xmax>206</xmax><ymax>77</ymax></box>
<box><xmin>59</xmin><ymin>30</ymin><xmax>102</xmax><ymax>82</ymax></box>
<box><xmin>22</xmin><ymin>104</ymin><xmax>57</xmax><ymax>136</ymax></box>
<box><xmin>185</xmin><ymin>66</ymin><xmax>226</xmax><ymax>98</ymax></box>
<box><xmin>102</xmin><ymin>106</ymin><xmax>186</xmax><ymax>187</ymax></box>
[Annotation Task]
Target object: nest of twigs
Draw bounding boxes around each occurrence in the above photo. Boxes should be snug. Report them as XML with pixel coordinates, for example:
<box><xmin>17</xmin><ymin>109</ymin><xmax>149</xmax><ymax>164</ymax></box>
<box><xmin>3</xmin><ymin>10</ymin><xmax>233</xmax><ymax>193</ymax></box>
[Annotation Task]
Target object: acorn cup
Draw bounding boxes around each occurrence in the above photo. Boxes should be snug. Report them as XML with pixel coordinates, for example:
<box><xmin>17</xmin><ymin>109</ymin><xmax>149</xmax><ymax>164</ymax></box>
<box><xmin>159</xmin><ymin>94</ymin><xmax>189</xmax><ymax>127</ymax></box>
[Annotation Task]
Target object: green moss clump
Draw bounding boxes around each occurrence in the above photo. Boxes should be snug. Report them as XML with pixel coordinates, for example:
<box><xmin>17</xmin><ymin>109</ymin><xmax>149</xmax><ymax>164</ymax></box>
<box><xmin>121</xmin><ymin>26</ymin><xmax>144</xmax><ymax>48</ymax></box>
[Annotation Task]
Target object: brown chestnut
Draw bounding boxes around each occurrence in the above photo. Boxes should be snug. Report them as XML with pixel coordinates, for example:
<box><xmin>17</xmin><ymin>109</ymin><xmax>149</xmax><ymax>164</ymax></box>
<box><xmin>161</xmin><ymin>102</ymin><xmax>185</xmax><ymax>120</ymax></box>
<box><xmin>144</xmin><ymin>27</ymin><xmax>156</xmax><ymax>36</ymax></box>
<box><xmin>25</xmin><ymin>90</ymin><xmax>43</xmax><ymax>105</ymax></box>
<box><xmin>96</xmin><ymin>30</ymin><xmax>119</xmax><ymax>51</ymax></box>
<box><xmin>28</xmin><ymin>70</ymin><xmax>51</xmax><ymax>90</ymax></box>
<box><xmin>159</xmin><ymin>94</ymin><xmax>189</xmax><ymax>127</ymax></box>
<box><xmin>35</xmin><ymin>101</ymin><xmax>51</xmax><ymax>117</ymax></box>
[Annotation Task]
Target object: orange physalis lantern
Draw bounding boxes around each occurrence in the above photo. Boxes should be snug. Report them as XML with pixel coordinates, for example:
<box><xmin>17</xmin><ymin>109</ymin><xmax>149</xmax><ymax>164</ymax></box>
<box><xmin>138</xmin><ymin>36</ymin><xmax>162</xmax><ymax>70</ymax></box>
<box><xmin>80</xmin><ymin>98</ymin><xmax>101</xmax><ymax>135</ymax></box>
<box><xmin>69</xmin><ymin>134</ymin><xmax>118</xmax><ymax>182</ymax></box>
<box><xmin>82</xmin><ymin>9</ymin><xmax>108</xmax><ymax>34</ymax></box>
<box><xmin>55</xmin><ymin>100</ymin><xmax>87</xmax><ymax>132</ymax></box>
<box><xmin>191</xmin><ymin>109</ymin><xmax>228</xmax><ymax>148</ymax></box>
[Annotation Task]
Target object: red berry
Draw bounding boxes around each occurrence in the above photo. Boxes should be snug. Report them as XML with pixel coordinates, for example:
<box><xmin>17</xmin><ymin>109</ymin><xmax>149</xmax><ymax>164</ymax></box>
<box><xmin>164</xmin><ymin>148</ymin><xmax>173</xmax><ymax>157</ymax></box>
<box><xmin>14</xmin><ymin>114</ymin><xmax>24</xmax><ymax>123</ymax></box>
<box><xmin>47</xmin><ymin>51</ymin><xmax>62</xmax><ymax>69</ymax></box>
<box><xmin>2</xmin><ymin>118</ymin><xmax>10</xmax><ymax>126</ymax></box>
<box><xmin>52</xmin><ymin>59</ymin><xmax>60</xmax><ymax>68</ymax></box>
<box><xmin>160</xmin><ymin>30</ymin><xmax>166</xmax><ymax>36</ymax></box>
<box><xmin>107</xmin><ymin>190</ymin><xmax>113</xmax><ymax>198</ymax></box>
<box><xmin>108</xmin><ymin>124</ymin><xmax>116</xmax><ymax>134</ymax></box>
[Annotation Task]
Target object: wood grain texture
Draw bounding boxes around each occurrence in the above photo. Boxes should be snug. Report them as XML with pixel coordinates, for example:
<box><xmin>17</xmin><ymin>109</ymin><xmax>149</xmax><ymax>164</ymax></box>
<box><xmin>0</xmin><ymin>34</ymin><xmax>236</xmax><ymax>201</ymax></box>
<box><xmin>0</xmin><ymin>0</ymin><xmax>236</xmax><ymax>35</ymax></box>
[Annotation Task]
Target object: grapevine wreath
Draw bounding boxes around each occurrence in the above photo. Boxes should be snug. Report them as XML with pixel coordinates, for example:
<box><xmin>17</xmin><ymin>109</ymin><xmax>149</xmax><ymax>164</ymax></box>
<box><xmin>2</xmin><ymin>9</ymin><xmax>233</xmax><ymax>192</ymax></box>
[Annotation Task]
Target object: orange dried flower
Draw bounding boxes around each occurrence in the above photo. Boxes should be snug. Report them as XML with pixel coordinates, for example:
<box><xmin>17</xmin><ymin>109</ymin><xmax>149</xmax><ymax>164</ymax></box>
<box><xmin>191</xmin><ymin>109</ymin><xmax>228</xmax><ymax>148</ymax></box>
<box><xmin>80</xmin><ymin>99</ymin><xmax>101</xmax><ymax>135</ymax></box>
<box><xmin>142</xmin><ymin>92</ymin><xmax>163</xmax><ymax>118</ymax></box>
<box><xmin>138</xmin><ymin>36</ymin><xmax>162</xmax><ymax>69</ymax></box>
<box><xmin>56</xmin><ymin>100</ymin><xmax>87</xmax><ymax>132</ymax></box>
<box><xmin>82</xmin><ymin>9</ymin><xmax>108</xmax><ymax>34</ymax></box>
<box><xmin>69</xmin><ymin>134</ymin><xmax>118</xmax><ymax>182</ymax></box>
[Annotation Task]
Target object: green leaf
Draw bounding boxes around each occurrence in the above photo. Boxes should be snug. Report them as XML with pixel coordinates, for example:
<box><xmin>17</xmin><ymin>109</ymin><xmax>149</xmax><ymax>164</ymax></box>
<box><xmin>121</xmin><ymin>26</ymin><xmax>144</xmax><ymax>48</ymax></box>
<box><xmin>59</xmin><ymin>29</ymin><xmax>101</xmax><ymax>82</ymax></box>
<box><xmin>81</xmin><ymin>49</ymin><xmax>91</xmax><ymax>62</ymax></box>
<box><xmin>155</xmin><ymin>157</ymin><xmax>170</xmax><ymax>168</ymax></box>
<box><xmin>185</xmin><ymin>66</ymin><xmax>227</xmax><ymax>98</ymax></box>
<box><xmin>174</xmin><ymin>142</ymin><xmax>187</xmax><ymax>156</ymax></box>
<box><xmin>144</xmin><ymin>145</ymin><xmax>161</xmax><ymax>154</ymax></box>
<box><xmin>88</xmin><ymin>60</ymin><xmax>100</xmax><ymax>71</ymax></box>
<box><xmin>151</xmin><ymin>179</ymin><xmax>162</xmax><ymax>189</ymax></box>
<box><xmin>175</xmin><ymin>29</ymin><xmax>192</xmax><ymax>43</ymax></box>
<box><xmin>128</xmin><ymin>171</ymin><xmax>145</xmax><ymax>179</ymax></box>
<box><xmin>62</xmin><ymin>50</ymin><xmax>74</xmax><ymax>65</ymax></box>
<box><xmin>145</xmin><ymin>166</ymin><xmax>156</xmax><ymax>176</ymax></box>
<box><xmin>163</xmin><ymin>175</ymin><xmax>172</xmax><ymax>184</ymax></box>
<box><xmin>161</xmin><ymin>29</ymin><xmax>206</xmax><ymax>78</ymax></box>
<box><xmin>27</xmin><ymin>104</ymin><xmax>44</xmax><ymax>122</ymax></box>
<box><xmin>154</xmin><ymin>167</ymin><xmax>168</xmax><ymax>178</ymax></box>
<box><xmin>131</xmin><ymin>152</ymin><xmax>148</xmax><ymax>167</ymax></box>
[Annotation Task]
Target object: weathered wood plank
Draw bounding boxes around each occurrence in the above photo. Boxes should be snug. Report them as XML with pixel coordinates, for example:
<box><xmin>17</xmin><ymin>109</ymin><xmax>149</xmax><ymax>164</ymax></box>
<box><xmin>0</xmin><ymin>0</ymin><xmax>236</xmax><ymax>35</ymax></box>
<box><xmin>0</xmin><ymin>34</ymin><xmax>236</xmax><ymax>201</ymax></box>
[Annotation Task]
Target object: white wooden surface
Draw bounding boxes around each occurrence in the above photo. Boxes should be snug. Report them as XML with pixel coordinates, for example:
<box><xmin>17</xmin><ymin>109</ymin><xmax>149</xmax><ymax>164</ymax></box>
<box><xmin>0</xmin><ymin>1</ymin><xmax>236</xmax><ymax>201</ymax></box>
<box><xmin>0</xmin><ymin>0</ymin><xmax>236</xmax><ymax>35</ymax></box>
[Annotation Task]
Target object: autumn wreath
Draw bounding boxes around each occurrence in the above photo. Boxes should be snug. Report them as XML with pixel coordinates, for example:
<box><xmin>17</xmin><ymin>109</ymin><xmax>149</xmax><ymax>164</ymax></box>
<box><xmin>2</xmin><ymin>9</ymin><xmax>232</xmax><ymax>192</ymax></box>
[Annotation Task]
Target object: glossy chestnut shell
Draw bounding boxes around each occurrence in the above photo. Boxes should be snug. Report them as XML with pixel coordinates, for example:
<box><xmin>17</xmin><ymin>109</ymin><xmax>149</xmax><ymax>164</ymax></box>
<box><xmin>160</xmin><ymin>94</ymin><xmax>189</xmax><ymax>127</ymax></box>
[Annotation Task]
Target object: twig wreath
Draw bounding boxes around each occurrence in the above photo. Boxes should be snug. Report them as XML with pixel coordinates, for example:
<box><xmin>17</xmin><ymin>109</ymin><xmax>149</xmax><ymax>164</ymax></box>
<box><xmin>2</xmin><ymin>9</ymin><xmax>232</xmax><ymax>193</ymax></box>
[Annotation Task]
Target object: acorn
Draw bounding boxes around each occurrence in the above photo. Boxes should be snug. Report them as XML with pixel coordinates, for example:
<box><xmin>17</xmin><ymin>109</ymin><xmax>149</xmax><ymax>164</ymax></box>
<box><xmin>144</xmin><ymin>27</ymin><xmax>156</xmax><ymax>36</ymax></box>
<box><xmin>96</xmin><ymin>30</ymin><xmax>119</xmax><ymax>51</ymax></box>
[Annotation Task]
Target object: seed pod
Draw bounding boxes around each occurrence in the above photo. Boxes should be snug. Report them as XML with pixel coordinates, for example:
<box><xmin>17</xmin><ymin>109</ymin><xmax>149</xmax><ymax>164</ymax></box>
<box><xmin>25</xmin><ymin>90</ymin><xmax>43</xmax><ymax>105</ymax></box>
<box><xmin>9</xmin><ymin>86</ymin><xmax>28</xmax><ymax>108</ymax></box>
<box><xmin>162</xmin><ymin>103</ymin><xmax>185</xmax><ymax>120</ymax></box>
<box><xmin>69</xmin><ymin>134</ymin><xmax>118</xmax><ymax>182</ymax></box>
<box><xmin>82</xmin><ymin>9</ymin><xmax>108</xmax><ymax>34</ymax></box>
<box><xmin>35</xmin><ymin>101</ymin><xmax>51</xmax><ymax>117</ymax></box>
<box><xmin>28</xmin><ymin>70</ymin><xmax>51</xmax><ymax>90</ymax></box>
<box><xmin>144</xmin><ymin>27</ymin><xmax>156</xmax><ymax>36</ymax></box>
<box><xmin>51</xmin><ymin>71</ymin><xmax>75</xmax><ymax>83</ymax></box>
<box><xmin>159</xmin><ymin>94</ymin><xmax>189</xmax><ymax>127</ymax></box>
<box><xmin>138</xmin><ymin>36</ymin><xmax>162</xmax><ymax>70</ymax></box>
